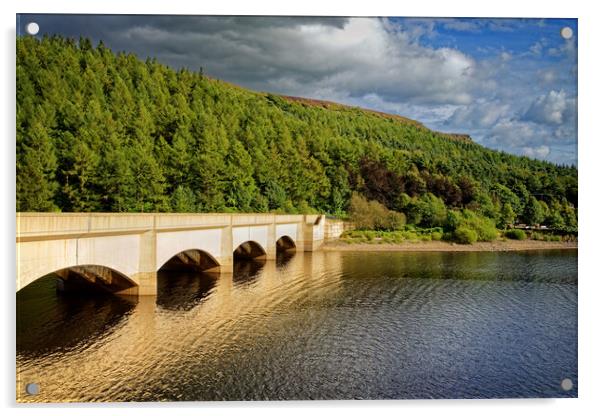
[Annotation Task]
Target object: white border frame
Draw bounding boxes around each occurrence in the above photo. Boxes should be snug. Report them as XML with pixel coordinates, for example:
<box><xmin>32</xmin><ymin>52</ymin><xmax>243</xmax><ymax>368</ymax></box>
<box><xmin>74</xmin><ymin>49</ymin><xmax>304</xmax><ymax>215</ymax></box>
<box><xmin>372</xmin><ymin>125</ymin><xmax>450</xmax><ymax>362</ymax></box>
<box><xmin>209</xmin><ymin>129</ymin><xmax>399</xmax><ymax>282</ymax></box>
<box><xmin>3</xmin><ymin>1</ymin><xmax>600</xmax><ymax>415</ymax></box>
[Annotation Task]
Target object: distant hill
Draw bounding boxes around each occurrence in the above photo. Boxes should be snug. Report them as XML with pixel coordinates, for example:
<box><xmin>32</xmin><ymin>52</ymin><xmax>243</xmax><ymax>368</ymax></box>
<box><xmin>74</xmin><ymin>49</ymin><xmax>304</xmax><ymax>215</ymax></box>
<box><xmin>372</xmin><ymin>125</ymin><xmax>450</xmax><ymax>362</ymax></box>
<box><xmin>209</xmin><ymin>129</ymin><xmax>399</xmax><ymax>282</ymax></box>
<box><xmin>280</xmin><ymin>95</ymin><xmax>473</xmax><ymax>143</ymax></box>
<box><xmin>16</xmin><ymin>36</ymin><xmax>577</xmax><ymax>230</ymax></box>
<box><xmin>280</xmin><ymin>95</ymin><xmax>423</xmax><ymax>127</ymax></box>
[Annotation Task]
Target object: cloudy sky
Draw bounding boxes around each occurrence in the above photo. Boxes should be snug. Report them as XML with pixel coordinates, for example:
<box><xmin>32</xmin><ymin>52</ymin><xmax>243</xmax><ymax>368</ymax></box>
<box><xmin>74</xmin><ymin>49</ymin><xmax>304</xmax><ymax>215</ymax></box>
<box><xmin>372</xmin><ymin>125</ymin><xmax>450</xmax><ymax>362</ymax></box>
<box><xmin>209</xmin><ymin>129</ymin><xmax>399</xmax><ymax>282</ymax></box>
<box><xmin>18</xmin><ymin>15</ymin><xmax>578</xmax><ymax>166</ymax></box>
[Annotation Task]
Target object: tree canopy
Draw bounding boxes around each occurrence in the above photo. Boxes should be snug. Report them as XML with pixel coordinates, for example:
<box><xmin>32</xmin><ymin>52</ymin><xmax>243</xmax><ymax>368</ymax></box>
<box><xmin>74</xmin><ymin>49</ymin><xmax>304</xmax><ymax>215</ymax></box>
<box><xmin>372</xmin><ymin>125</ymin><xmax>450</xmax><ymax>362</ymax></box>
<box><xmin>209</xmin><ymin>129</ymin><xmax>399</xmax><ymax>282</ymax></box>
<box><xmin>16</xmin><ymin>36</ymin><xmax>577</xmax><ymax>230</ymax></box>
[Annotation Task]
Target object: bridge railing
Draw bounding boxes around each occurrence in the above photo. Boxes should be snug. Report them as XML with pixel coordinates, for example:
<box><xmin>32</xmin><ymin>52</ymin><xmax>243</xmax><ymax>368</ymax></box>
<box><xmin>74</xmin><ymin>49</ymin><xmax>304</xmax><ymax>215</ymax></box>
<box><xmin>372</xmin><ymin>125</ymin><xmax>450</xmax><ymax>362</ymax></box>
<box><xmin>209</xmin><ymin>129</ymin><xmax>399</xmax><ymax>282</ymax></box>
<box><xmin>17</xmin><ymin>213</ymin><xmax>317</xmax><ymax>239</ymax></box>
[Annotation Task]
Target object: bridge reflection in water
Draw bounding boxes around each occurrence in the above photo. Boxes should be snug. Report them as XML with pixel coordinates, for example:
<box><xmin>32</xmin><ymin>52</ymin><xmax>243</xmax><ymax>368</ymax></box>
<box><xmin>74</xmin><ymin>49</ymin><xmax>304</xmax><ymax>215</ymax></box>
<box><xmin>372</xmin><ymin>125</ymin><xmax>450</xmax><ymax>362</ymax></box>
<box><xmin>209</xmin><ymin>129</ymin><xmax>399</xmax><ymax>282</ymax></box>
<box><xmin>16</xmin><ymin>249</ymin><xmax>344</xmax><ymax>402</ymax></box>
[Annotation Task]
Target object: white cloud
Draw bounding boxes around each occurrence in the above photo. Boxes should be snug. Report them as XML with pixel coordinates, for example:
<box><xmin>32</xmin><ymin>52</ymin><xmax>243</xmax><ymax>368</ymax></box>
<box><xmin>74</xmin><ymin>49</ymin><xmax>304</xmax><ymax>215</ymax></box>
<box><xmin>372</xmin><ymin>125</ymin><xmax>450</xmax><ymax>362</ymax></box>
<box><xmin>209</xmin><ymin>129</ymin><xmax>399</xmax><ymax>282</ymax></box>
<box><xmin>438</xmin><ymin>19</ymin><xmax>481</xmax><ymax>33</ymax></box>
<box><xmin>523</xmin><ymin>145</ymin><xmax>551</xmax><ymax>159</ymax></box>
<box><xmin>484</xmin><ymin>119</ymin><xmax>538</xmax><ymax>148</ymax></box>
<box><xmin>529</xmin><ymin>41</ymin><xmax>545</xmax><ymax>56</ymax></box>
<box><xmin>548</xmin><ymin>37</ymin><xmax>577</xmax><ymax>58</ymax></box>
<box><xmin>500</xmin><ymin>51</ymin><xmax>512</xmax><ymax>62</ymax></box>
<box><xmin>537</xmin><ymin>69</ymin><xmax>557</xmax><ymax>84</ymax></box>
<box><xmin>523</xmin><ymin>90</ymin><xmax>575</xmax><ymax>125</ymax></box>
<box><xmin>120</xmin><ymin>17</ymin><xmax>479</xmax><ymax>106</ymax></box>
<box><xmin>446</xmin><ymin>100</ymin><xmax>510</xmax><ymax>129</ymax></box>
<box><xmin>468</xmin><ymin>115</ymin><xmax>576</xmax><ymax>165</ymax></box>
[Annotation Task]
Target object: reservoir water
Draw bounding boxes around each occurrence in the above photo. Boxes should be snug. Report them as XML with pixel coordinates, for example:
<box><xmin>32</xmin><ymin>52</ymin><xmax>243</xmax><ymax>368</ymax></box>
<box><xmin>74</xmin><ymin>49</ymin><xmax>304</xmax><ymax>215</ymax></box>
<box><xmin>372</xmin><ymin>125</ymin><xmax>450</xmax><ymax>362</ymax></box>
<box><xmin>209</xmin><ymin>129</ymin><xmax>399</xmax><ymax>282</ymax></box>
<box><xmin>16</xmin><ymin>249</ymin><xmax>577</xmax><ymax>401</ymax></box>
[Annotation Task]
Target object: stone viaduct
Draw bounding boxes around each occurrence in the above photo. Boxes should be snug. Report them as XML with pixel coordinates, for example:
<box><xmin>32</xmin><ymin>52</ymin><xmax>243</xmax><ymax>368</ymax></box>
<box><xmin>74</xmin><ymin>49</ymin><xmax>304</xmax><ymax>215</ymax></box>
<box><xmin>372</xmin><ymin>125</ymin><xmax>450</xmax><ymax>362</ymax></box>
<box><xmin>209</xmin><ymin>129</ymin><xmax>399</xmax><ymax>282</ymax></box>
<box><xmin>16</xmin><ymin>213</ymin><xmax>328</xmax><ymax>296</ymax></box>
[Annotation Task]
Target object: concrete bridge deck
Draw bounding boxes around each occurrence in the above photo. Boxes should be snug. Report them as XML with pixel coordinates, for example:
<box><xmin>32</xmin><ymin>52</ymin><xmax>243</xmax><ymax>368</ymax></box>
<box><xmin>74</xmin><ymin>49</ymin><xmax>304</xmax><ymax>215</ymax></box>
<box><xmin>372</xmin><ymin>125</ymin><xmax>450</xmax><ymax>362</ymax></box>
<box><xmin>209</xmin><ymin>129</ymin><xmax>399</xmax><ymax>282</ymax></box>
<box><xmin>16</xmin><ymin>213</ymin><xmax>326</xmax><ymax>295</ymax></box>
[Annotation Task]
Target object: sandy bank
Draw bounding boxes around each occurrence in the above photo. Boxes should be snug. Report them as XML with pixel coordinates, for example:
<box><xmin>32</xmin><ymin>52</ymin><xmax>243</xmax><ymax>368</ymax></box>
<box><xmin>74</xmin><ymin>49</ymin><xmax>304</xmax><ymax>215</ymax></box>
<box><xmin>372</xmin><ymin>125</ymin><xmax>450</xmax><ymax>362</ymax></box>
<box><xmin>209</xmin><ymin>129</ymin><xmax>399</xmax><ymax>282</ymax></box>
<box><xmin>321</xmin><ymin>240</ymin><xmax>577</xmax><ymax>252</ymax></box>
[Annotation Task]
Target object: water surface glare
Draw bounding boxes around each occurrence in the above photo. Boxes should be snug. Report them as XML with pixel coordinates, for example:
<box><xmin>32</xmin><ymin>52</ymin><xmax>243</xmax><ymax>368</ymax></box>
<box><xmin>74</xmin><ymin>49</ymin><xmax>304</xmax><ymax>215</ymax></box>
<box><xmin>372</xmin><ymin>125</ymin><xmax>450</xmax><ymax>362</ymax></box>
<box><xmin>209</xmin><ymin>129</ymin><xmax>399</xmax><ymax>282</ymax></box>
<box><xmin>17</xmin><ymin>250</ymin><xmax>577</xmax><ymax>401</ymax></box>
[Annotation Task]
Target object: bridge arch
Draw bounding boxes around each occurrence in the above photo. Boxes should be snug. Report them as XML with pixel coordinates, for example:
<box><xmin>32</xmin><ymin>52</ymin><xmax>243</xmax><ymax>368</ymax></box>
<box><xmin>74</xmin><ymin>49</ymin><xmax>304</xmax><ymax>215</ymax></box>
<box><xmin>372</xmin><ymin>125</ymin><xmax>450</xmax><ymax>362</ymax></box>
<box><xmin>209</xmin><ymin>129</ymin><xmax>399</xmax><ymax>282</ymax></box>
<box><xmin>276</xmin><ymin>235</ymin><xmax>296</xmax><ymax>252</ymax></box>
<box><xmin>158</xmin><ymin>249</ymin><xmax>221</xmax><ymax>272</ymax></box>
<box><xmin>155</xmin><ymin>228</ymin><xmax>223</xmax><ymax>274</ymax></box>
<box><xmin>234</xmin><ymin>240</ymin><xmax>267</xmax><ymax>260</ymax></box>
<box><xmin>18</xmin><ymin>264</ymin><xmax>138</xmax><ymax>295</ymax></box>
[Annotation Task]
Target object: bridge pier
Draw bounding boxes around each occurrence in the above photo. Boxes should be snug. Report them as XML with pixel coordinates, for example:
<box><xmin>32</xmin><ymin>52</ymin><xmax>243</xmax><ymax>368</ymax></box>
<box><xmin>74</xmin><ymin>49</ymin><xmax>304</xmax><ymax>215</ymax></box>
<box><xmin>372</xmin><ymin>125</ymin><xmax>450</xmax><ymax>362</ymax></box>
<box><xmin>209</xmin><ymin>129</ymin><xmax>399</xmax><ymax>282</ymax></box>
<box><xmin>135</xmin><ymin>230</ymin><xmax>159</xmax><ymax>296</ymax></box>
<box><xmin>266</xmin><ymin>222</ymin><xmax>277</xmax><ymax>261</ymax></box>
<box><xmin>129</xmin><ymin>272</ymin><xmax>156</xmax><ymax>296</ymax></box>
<box><xmin>218</xmin><ymin>224</ymin><xmax>234</xmax><ymax>274</ymax></box>
<box><xmin>217</xmin><ymin>257</ymin><xmax>234</xmax><ymax>274</ymax></box>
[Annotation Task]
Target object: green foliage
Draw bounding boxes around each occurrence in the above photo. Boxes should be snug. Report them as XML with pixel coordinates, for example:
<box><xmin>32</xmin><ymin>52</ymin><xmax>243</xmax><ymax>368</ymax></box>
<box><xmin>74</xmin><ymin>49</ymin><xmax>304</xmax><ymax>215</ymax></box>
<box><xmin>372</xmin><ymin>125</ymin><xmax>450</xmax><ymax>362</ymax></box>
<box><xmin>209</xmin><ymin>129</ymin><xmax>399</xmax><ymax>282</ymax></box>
<box><xmin>463</xmin><ymin>211</ymin><xmax>498</xmax><ymax>241</ymax></box>
<box><xmin>560</xmin><ymin>204</ymin><xmax>578</xmax><ymax>229</ymax></box>
<box><xmin>504</xmin><ymin>229</ymin><xmax>527</xmax><ymax>240</ymax></box>
<box><xmin>348</xmin><ymin>193</ymin><xmax>378</xmax><ymax>230</ymax></box>
<box><xmin>431</xmin><ymin>231</ymin><xmax>443</xmax><ymax>241</ymax></box>
<box><xmin>492</xmin><ymin>184</ymin><xmax>522</xmax><ymax>217</ymax></box>
<box><xmin>340</xmin><ymin>227</ymin><xmax>443</xmax><ymax>244</ymax></box>
<box><xmin>523</xmin><ymin>196</ymin><xmax>545</xmax><ymax>225</ymax></box>
<box><xmin>348</xmin><ymin>193</ymin><xmax>405</xmax><ymax>231</ymax></box>
<box><xmin>386</xmin><ymin>211</ymin><xmax>407</xmax><ymax>230</ymax></box>
<box><xmin>499</xmin><ymin>202</ymin><xmax>516</xmax><ymax>229</ymax></box>
<box><xmin>17</xmin><ymin>120</ymin><xmax>59</xmax><ymax>211</ymax></box>
<box><xmin>530</xmin><ymin>230</ymin><xmax>576</xmax><ymax>242</ymax></box>
<box><xmin>16</xmin><ymin>36</ymin><xmax>578</xmax><ymax>220</ymax></box>
<box><xmin>170</xmin><ymin>185</ymin><xmax>197</xmax><ymax>212</ymax></box>
<box><xmin>403</xmin><ymin>193</ymin><xmax>447</xmax><ymax>227</ymax></box>
<box><xmin>445</xmin><ymin>209</ymin><xmax>498</xmax><ymax>242</ymax></box>
<box><xmin>453</xmin><ymin>227</ymin><xmax>478</xmax><ymax>244</ymax></box>
<box><xmin>468</xmin><ymin>191</ymin><xmax>499</xmax><ymax>221</ymax></box>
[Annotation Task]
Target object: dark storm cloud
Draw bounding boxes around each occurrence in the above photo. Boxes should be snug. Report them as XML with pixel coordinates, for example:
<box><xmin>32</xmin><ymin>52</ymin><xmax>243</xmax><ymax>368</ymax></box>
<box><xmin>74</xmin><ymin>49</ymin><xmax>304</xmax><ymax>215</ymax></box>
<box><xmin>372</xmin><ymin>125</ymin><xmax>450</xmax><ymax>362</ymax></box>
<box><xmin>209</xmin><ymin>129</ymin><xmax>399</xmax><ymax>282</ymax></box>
<box><xmin>18</xmin><ymin>14</ymin><xmax>347</xmax><ymax>77</ymax></box>
<box><xmin>19</xmin><ymin>14</ymin><xmax>350</xmax><ymax>37</ymax></box>
<box><xmin>19</xmin><ymin>14</ymin><xmax>478</xmax><ymax>105</ymax></box>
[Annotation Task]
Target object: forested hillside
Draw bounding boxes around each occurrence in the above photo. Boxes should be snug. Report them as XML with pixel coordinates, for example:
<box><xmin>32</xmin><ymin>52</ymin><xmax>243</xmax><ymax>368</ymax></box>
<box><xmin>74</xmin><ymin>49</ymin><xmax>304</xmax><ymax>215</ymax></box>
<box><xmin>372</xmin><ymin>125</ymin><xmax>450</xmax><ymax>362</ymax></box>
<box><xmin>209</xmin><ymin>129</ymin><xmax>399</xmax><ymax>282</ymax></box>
<box><xmin>16</xmin><ymin>36</ymin><xmax>577</xmax><ymax>230</ymax></box>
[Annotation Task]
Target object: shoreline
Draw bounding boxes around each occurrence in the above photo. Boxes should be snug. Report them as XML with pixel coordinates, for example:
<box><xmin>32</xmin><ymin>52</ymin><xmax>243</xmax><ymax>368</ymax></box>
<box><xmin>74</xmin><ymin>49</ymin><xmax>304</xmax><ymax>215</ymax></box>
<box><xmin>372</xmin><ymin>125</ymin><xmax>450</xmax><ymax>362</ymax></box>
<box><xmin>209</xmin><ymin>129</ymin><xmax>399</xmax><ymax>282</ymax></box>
<box><xmin>321</xmin><ymin>239</ymin><xmax>578</xmax><ymax>252</ymax></box>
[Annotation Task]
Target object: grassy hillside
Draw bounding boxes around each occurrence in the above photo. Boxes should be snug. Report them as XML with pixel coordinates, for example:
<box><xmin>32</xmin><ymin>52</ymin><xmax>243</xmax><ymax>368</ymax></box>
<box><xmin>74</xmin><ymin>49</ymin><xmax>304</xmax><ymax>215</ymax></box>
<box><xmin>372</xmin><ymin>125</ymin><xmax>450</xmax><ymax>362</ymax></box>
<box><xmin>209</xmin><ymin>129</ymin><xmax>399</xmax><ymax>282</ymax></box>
<box><xmin>16</xmin><ymin>36</ymin><xmax>577</xmax><ymax>231</ymax></box>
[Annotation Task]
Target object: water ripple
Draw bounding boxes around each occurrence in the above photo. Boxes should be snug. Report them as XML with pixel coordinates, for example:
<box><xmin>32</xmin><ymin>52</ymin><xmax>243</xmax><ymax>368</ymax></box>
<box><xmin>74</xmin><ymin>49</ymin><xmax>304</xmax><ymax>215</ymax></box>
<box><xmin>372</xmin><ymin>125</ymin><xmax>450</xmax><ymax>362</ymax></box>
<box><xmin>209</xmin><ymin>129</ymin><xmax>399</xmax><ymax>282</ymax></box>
<box><xmin>17</xmin><ymin>250</ymin><xmax>577</xmax><ymax>401</ymax></box>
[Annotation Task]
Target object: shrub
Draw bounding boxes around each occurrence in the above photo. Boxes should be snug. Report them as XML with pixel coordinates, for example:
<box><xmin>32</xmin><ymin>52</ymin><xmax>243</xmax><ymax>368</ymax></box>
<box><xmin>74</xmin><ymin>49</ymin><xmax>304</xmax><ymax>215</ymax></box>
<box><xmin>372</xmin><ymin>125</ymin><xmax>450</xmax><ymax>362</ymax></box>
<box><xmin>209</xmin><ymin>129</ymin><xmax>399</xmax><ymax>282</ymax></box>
<box><xmin>363</xmin><ymin>231</ymin><xmax>377</xmax><ymax>241</ymax></box>
<box><xmin>462</xmin><ymin>210</ymin><xmax>498</xmax><ymax>241</ymax></box>
<box><xmin>405</xmin><ymin>193</ymin><xmax>447</xmax><ymax>228</ymax></box>
<box><xmin>348</xmin><ymin>193</ymin><xmax>378</xmax><ymax>230</ymax></box>
<box><xmin>393</xmin><ymin>233</ymin><xmax>405</xmax><ymax>243</ymax></box>
<box><xmin>505</xmin><ymin>229</ymin><xmax>526</xmax><ymax>240</ymax></box>
<box><xmin>386</xmin><ymin>211</ymin><xmax>407</xmax><ymax>230</ymax></box>
<box><xmin>454</xmin><ymin>226</ymin><xmax>478</xmax><ymax>244</ymax></box>
<box><xmin>477</xmin><ymin>224</ymin><xmax>498</xmax><ymax>241</ymax></box>
<box><xmin>369</xmin><ymin>200</ymin><xmax>392</xmax><ymax>230</ymax></box>
<box><xmin>431</xmin><ymin>231</ymin><xmax>443</xmax><ymax>241</ymax></box>
<box><xmin>349</xmin><ymin>193</ymin><xmax>406</xmax><ymax>231</ymax></box>
<box><xmin>402</xmin><ymin>231</ymin><xmax>419</xmax><ymax>241</ymax></box>
<box><xmin>446</xmin><ymin>210</ymin><xmax>463</xmax><ymax>231</ymax></box>
<box><xmin>445</xmin><ymin>209</ymin><xmax>498</xmax><ymax>242</ymax></box>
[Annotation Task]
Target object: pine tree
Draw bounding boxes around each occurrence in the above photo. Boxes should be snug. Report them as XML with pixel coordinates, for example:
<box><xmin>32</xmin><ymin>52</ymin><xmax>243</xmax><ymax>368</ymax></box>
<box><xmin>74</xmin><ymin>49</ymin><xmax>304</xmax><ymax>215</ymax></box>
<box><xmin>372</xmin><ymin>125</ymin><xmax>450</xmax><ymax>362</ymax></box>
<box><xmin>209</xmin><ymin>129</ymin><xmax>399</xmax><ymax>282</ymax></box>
<box><xmin>523</xmin><ymin>196</ymin><xmax>545</xmax><ymax>226</ymax></box>
<box><xmin>223</xmin><ymin>140</ymin><xmax>257</xmax><ymax>211</ymax></box>
<box><xmin>499</xmin><ymin>203</ymin><xmax>516</xmax><ymax>229</ymax></box>
<box><xmin>61</xmin><ymin>140</ymin><xmax>101</xmax><ymax>211</ymax></box>
<box><xmin>170</xmin><ymin>185</ymin><xmax>197</xmax><ymax>212</ymax></box>
<box><xmin>17</xmin><ymin>121</ymin><xmax>59</xmax><ymax>211</ymax></box>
